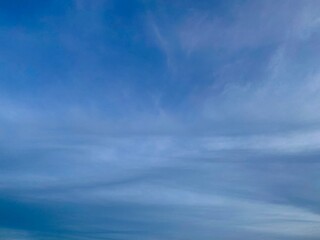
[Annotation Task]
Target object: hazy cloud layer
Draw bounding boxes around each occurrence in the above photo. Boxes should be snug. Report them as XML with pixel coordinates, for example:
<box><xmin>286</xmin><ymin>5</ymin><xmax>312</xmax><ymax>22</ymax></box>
<box><xmin>1</xmin><ymin>0</ymin><xmax>320</xmax><ymax>239</ymax></box>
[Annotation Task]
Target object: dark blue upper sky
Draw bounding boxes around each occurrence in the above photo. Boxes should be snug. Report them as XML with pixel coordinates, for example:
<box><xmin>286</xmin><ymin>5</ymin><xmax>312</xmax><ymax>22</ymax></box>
<box><xmin>1</xmin><ymin>0</ymin><xmax>320</xmax><ymax>239</ymax></box>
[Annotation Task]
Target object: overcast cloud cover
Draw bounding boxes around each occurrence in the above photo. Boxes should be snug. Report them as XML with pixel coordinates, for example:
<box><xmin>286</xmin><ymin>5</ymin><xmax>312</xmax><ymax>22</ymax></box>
<box><xmin>1</xmin><ymin>0</ymin><xmax>320</xmax><ymax>239</ymax></box>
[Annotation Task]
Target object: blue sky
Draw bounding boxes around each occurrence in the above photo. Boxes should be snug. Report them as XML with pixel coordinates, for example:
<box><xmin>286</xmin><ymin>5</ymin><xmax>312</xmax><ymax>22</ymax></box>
<box><xmin>1</xmin><ymin>0</ymin><xmax>320</xmax><ymax>239</ymax></box>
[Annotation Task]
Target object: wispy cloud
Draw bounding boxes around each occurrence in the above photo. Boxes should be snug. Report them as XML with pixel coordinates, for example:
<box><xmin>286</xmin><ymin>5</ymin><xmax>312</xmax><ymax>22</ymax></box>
<box><xmin>1</xmin><ymin>0</ymin><xmax>320</xmax><ymax>239</ymax></box>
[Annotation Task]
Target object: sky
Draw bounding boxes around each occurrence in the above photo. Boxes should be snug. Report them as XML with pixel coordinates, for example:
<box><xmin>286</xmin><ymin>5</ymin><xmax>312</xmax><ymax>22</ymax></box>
<box><xmin>1</xmin><ymin>0</ymin><xmax>320</xmax><ymax>239</ymax></box>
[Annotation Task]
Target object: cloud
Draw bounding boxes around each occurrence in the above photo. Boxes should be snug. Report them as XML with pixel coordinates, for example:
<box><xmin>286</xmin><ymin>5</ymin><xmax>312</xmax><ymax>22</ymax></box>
<box><xmin>1</xmin><ymin>0</ymin><xmax>320</xmax><ymax>239</ymax></box>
